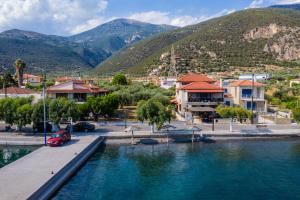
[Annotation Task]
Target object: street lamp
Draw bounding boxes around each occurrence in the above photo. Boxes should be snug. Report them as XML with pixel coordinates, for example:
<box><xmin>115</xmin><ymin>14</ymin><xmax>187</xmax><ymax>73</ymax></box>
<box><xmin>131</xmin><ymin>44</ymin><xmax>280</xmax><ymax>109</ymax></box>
<box><xmin>251</xmin><ymin>73</ymin><xmax>254</xmax><ymax>124</ymax></box>
<box><xmin>34</xmin><ymin>67</ymin><xmax>47</xmax><ymax>146</ymax></box>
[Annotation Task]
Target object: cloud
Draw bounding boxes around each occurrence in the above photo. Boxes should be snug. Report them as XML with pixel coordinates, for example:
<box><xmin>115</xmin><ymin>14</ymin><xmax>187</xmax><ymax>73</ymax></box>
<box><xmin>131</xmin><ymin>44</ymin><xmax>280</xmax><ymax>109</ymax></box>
<box><xmin>0</xmin><ymin>0</ymin><xmax>108</xmax><ymax>35</ymax></box>
<box><xmin>128</xmin><ymin>9</ymin><xmax>236</xmax><ymax>27</ymax></box>
<box><xmin>248</xmin><ymin>0</ymin><xmax>300</xmax><ymax>8</ymax></box>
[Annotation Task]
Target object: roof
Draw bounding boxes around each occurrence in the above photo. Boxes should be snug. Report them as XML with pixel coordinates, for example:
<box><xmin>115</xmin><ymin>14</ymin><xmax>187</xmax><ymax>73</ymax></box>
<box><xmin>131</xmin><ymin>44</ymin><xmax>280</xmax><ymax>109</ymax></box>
<box><xmin>178</xmin><ymin>73</ymin><xmax>214</xmax><ymax>83</ymax></box>
<box><xmin>230</xmin><ymin>80</ymin><xmax>265</xmax><ymax>87</ymax></box>
<box><xmin>47</xmin><ymin>81</ymin><xmax>108</xmax><ymax>94</ymax></box>
<box><xmin>0</xmin><ymin>87</ymin><xmax>36</xmax><ymax>94</ymax></box>
<box><xmin>179</xmin><ymin>82</ymin><xmax>224</xmax><ymax>93</ymax></box>
<box><xmin>23</xmin><ymin>74</ymin><xmax>41</xmax><ymax>79</ymax></box>
<box><xmin>55</xmin><ymin>76</ymin><xmax>84</xmax><ymax>83</ymax></box>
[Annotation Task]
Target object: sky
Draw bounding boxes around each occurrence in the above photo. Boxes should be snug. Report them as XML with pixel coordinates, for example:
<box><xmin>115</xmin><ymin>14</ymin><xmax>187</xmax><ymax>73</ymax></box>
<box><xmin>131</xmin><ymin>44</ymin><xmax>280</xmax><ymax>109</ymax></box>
<box><xmin>0</xmin><ymin>0</ymin><xmax>299</xmax><ymax>36</ymax></box>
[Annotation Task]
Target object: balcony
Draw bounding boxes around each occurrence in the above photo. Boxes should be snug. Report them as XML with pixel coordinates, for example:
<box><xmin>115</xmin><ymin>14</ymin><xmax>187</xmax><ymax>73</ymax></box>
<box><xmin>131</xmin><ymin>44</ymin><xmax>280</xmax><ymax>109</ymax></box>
<box><xmin>187</xmin><ymin>98</ymin><xmax>224</xmax><ymax>106</ymax></box>
<box><xmin>241</xmin><ymin>94</ymin><xmax>264</xmax><ymax>101</ymax></box>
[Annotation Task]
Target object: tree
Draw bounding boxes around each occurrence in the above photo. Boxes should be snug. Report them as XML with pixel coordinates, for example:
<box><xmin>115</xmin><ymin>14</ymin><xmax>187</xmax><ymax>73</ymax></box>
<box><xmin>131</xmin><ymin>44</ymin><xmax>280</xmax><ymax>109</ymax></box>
<box><xmin>87</xmin><ymin>93</ymin><xmax>120</xmax><ymax>121</ymax></box>
<box><xmin>77</xmin><ymin>103</ymin><xmax>90</xmax><ymax>120</ymax></box>
<box><xmin>0</xmin><ymin>73</ymin><xmax>17</xmax><ymax>88</ymax></box>
<box><xmin>62</xmin><ymin>100</ymin><xmax>79</xmax><ymax>122</ymax></box>
<box><xmin>32</xmin><ymin>99</ymin><xmax>49</xmax><ymax>127</ymax></box>
<box><xmin>49</xmin><ymin>98</ymin><xmax>81</xmax><ymax>128</ymax></box>
<box><xmin>14</xmin><ymin>59</ymin><xmax>26</xmax><ymax>88</ymax></box>
<box><xmin>216</xmin><ymin>105</ymin><xmax>252</xmax><ymax>123</ymax></box>
<box><xmin>2</xmin><ymin>98</ymin><xmax>17</xmax><ymax>126</ymax></box>
<box><xmin>15</xmin><ymin>104</ymin><xmax>33</xmax><ymax>131</ymax></box>
<box><xmin>292</xmin><ymin>108</ymin><xmax>300</xmax><ymax>122</ymax></box>
<box><xmin>112</xmin><ymin>73</ymin><xmax>128</xmax><ymax>85</ymax></box>
<box><xmin>137</xmin><ymin>99</ymin><xmax>173</xmax><ymax>132</ymax></box>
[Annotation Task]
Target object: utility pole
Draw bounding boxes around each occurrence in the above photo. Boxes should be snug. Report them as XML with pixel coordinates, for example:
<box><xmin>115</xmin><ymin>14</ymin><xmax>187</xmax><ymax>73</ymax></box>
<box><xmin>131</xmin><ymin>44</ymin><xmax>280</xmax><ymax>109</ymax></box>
<box><xmin>251</xmin><ymin>73</ymin><xmax>254</xmax><ymax>124</ymax></box>
<box><xmin>34</xmin><ymin>66</ymin><xmax>47</xmax><ymax>146</ymax></box>
<box><xmin>43</xmin><ymin>73</ymin><xmax>47</xmax><ymax>146</ymax></box>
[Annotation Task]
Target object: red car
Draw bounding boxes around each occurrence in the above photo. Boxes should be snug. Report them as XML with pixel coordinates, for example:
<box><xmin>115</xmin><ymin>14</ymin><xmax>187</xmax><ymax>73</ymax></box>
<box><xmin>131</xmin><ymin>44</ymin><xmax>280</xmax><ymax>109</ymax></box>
<box><xmin>47</xmin><ymin>130</ymin><xmax>71</xmax><ymax>147</ymax></box>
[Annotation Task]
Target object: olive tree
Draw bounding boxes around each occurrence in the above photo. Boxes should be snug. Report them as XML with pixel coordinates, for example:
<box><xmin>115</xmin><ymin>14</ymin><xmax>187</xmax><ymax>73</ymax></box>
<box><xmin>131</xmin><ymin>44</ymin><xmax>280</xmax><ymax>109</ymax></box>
<box><xmin>137</xmin><ymin>99</ymin><xmax>173</xmax><ymax>132</ymax></box>
<box><xmin>15</xmin><ymin>104</ymin><xmax>33</xmax><ymax>131</ymax></box>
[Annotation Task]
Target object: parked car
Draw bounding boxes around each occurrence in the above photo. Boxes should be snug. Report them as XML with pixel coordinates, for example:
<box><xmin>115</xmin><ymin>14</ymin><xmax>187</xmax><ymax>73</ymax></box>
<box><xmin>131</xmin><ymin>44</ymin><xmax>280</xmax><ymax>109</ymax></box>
<box><xmin>33</xmin><ymin>122</ymin><xmax>52</xmax><ymax>133</ymax></box>
<box><xmin>66</xmin><ymin>122</ymin><xmax>95</xmax><ymax>132</ymax></box>
<box><xmin>47</xmin><ymin>129</ymin><xmax>71</xmax><ymax>147</ymax></box>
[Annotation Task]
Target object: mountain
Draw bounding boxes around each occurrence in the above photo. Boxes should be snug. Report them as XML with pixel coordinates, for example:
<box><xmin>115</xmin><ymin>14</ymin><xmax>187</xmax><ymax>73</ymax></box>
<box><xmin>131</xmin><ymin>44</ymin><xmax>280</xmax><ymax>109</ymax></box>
<box><xmin>0</xmin><ymin>29</ymin><xmax>93</xmax><ymax>72</ymax></box>
<box><xmin>69</xmin><ymin>18</ymin><xmax>176</xmax><ymax>52</ymax></box>
<box><xmin>95</xmin><ymin>8</ymin><xmax>300</xmax><ymax>75</ymax></box>
<box><xmin>0</xmin><ymin>19</ymin><xmax>176</xmax><ymax>73</ymax></box>
<box><xmin>270</xmin><ymin>3</ymin><xmax>300</xmax><ymax>10</ymax></box>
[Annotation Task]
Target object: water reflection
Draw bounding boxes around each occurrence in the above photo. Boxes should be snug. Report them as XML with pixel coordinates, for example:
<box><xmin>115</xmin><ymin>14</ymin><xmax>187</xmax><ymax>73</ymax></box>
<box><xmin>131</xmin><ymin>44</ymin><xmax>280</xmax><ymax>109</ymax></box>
<box><xmin>0</xmin><ymin>145</ymin><xmax>38</xmax><ymax>168</ymax></box>
<box><xmin>215</xmin><ymin>142</ymin><xmax>255</xmax><ymax>163</ymax></box>
<box><xmin>125</xmin><ymin>145</ymin><xmax>175</xmax><ymax>177</ymax></box>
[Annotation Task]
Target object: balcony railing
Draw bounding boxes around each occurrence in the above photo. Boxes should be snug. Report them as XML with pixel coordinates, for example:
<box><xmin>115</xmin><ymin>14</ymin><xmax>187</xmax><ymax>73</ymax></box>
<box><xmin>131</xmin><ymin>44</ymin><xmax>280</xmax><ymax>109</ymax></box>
<box><xmin>241</xmin><ymin>94</ymin><xmax>262</xmax><ymax>99</ymax></box>
<box><xmin>188</xmin><ymin>98</ymin><xmax>224</xmax><ymax>103</ymax></box>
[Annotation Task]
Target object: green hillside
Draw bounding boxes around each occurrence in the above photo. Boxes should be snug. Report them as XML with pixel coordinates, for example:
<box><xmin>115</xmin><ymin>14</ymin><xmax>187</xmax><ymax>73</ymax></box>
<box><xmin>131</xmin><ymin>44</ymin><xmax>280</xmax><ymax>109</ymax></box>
<box><xmin>0</xmin><ymin>19</ymin><xmax>175</xmax><ymax>74</ymax></box>
<box><xmin>95</xmin><ymin>8</ymin><xmax>300</xmax><ymax>75</ymax></box>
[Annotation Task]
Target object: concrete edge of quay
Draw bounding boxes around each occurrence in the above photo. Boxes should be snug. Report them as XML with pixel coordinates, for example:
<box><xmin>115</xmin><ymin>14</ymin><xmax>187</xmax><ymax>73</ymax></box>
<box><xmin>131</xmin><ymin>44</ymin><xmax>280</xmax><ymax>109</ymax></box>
<box><xmin>27</xmin><ymin>136</ymin><xmax>105</xmax><ymax>200</ymax></box>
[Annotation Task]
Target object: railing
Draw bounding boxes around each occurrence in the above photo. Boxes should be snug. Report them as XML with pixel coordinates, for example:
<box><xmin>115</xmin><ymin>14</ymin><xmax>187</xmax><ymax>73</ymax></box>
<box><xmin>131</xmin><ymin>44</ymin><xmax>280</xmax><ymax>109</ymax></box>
<box><xmin>188</xmin><ymin>98</ymin><xmax>224</xmax><ymax>103</ymax></box>
<box><xmin>241</xmin><ymin>94</ymin><xmax>262</xmax><ymax>99</ymax></box>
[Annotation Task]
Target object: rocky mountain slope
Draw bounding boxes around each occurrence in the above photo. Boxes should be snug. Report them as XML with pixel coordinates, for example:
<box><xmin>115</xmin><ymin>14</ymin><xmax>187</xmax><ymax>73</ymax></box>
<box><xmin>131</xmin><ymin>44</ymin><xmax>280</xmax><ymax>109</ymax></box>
<box><xmin>0</xmin><ymin>19</ymin><xmax>175</xmax><ymax>73</ymax></box>
<box><xmin>95</xmin><ymin>8</ymin><xmax>300</xmax><ymax>75</ymax></box>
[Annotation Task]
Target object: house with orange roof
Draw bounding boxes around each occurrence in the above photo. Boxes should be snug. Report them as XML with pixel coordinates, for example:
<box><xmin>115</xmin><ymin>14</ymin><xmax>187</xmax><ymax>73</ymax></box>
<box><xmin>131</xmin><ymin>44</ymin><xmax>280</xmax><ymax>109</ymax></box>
<box><xmin>0</xmin><ymin>86</ymin><xmax>41</xmax><ymax>102</ymax></box>
<box><xmin>175</xmin><ymin>73</ymin><xmax>224</xmax><ymax>122</ymax></box>
<box><xmin>176</xmin><ymin>73</ymin><xmax>215</xmax><ymax>87</ymax></box>
<box><xmin>228</xmin><ymin>80</ymin><xmax>267</xmax><ymax>112</ymax></box>
<box><xmin>23</xmin><ymin>74</ymin><xmax>42</xmax><ymax>86</ymax></box>
<box><xmin>47</xmin><ymin>81</ymin><xmax>108</xmax><ymax>102</ymax></box>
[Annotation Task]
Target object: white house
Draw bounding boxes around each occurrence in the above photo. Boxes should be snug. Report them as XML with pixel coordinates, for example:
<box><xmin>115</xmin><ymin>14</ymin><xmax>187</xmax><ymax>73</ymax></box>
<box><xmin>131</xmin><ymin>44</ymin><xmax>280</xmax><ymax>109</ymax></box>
<box><xmin>160</xmin><ymin>77</ymin><xmax>177</xmax><ymax>89</ymax></box>
<box><xmin>47</xmin><ymin>81</ymin><xmax>108</xmax><ymax>102</ymax></box>
<box><xmin>228</xmin><ymin>80</ymin><xmax>267</xmax><ymax>112</ymax></box>
<box><xmin>0</xmin><ymin>87</ymin><xmax>41</xmax><ymax>102</ymax></box>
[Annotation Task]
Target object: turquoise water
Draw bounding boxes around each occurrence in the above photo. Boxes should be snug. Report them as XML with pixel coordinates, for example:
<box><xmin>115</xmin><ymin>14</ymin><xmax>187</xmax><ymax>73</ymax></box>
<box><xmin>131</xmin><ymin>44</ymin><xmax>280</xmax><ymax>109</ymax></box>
<box><xmin>54</xmin><ymin>140</ymin><xmax>300</xmax><ymax>200</ymax></box>
<box><xmin>0</xmin><ymin>145</ymin><xmax>39</xmax><ymax>168</ymax></box>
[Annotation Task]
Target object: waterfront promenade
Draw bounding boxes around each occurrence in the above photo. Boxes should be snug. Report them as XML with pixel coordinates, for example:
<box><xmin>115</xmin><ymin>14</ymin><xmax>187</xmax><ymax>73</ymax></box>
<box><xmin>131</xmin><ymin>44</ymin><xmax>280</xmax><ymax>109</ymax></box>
<box><xmin>0</xmin><ymin>135</ymin><xmax>104</xmax><ymax>200</ymax></box>
<box><xmin>0</xmin><ymin>123</ymin><xmax>300</xmax><ymax>200</ymax></box>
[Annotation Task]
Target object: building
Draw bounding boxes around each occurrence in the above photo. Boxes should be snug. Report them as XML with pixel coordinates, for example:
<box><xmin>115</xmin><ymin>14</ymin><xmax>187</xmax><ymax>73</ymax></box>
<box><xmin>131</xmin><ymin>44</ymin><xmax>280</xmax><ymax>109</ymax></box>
<box><xmin>290</xmin><ymin>78</ymin><xmax>300</xmax><ymax>87</ymax></box>
<box><xmin>228</xmin><ymin>80</ymin><xmax>267</xmax><ymax>112</ymax></box>
<box><xmin>0</xmin><ymin>87</ymin><xmax>41</xmax><ymax>102</ymax></box>
<box><xmin>175</xmin><ymin>74</ymin><xmax>224</xmax><ymax>122</ymax></box>
<box><xmin>239</xmin><ymin>73</ymin><xmax>270</xmax><ymax>81</ymax></box>
<box><xmin>47</xmin><ymin>81</ymin><xmax>108</xmax><ymax>102</ymax></box>
<box><xmin>23</xmin><ymin>74</ymin><xmax>42</xmax><ymax>86</ymax></box>
<box><xmin>160</xmin><ymin>77</ymin><xmax>177</xmax><ymax>89</ymax></box>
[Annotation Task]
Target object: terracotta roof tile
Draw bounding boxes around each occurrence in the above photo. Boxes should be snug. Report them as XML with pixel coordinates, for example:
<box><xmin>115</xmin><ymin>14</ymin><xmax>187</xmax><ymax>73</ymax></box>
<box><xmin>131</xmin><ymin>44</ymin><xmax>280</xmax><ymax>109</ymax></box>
<box><xmin>178</xmin><ymin>73</ymin><xmax>214</xmax><ymax>83</ymax></box>
<box><xmin>230</xmin><ymin>80</ymin><xmax>265</xmax><ymax>87</ymax></box>
<box><xmin>179</xmin><ymin>82</ymin><xmax>224</xmax><ymax>93</ymax></box>
<box><xmin>0</xmin><ymin>87</ymin><xmax>36</xmax><ymax>94</ymax></box>
<box><xmin>47</xmin><ymin>81</ymin><xmax>108</xmax><ymax>94</ymax></box>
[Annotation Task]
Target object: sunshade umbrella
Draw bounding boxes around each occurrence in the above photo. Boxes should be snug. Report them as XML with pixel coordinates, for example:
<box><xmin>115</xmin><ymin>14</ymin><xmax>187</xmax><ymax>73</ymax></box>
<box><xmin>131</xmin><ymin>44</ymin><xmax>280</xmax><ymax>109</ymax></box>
<box><xmin>188</xmin><ymin>126</ymin><xmax>202</xmax><ymax>143</ymax></box>
<box><xmin>161</xmin><ymin>124</ymin><xmax>176</xmax><ymax>143</ymax></box>
<box><xmin>125</xmin><ymin>125</ymin><xmax>141</xmax><ymax>144</ymax></box>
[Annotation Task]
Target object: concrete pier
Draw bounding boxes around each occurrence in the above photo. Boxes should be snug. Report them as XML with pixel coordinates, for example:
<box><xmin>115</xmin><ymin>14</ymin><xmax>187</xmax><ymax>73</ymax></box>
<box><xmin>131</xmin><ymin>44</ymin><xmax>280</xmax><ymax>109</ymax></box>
<box><xmin>0</xmin><ymin>135</ymin><xmax>104</xmax><ymax>200</ymax></box>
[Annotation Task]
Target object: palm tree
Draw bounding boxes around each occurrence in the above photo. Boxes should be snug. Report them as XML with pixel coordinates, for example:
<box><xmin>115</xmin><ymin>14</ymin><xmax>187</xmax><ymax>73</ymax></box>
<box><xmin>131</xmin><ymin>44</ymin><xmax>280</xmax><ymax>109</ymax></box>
<box><xmin>14</xmin><ymin>59</ymin><xmax>26</xmax><ymax>88</ymax></box>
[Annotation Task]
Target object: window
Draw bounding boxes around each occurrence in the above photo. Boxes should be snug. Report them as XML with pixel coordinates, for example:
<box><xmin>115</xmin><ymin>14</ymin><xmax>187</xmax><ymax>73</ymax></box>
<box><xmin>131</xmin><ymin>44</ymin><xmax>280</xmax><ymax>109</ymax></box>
<box><xmin>246</xmin><ymin>101</ymin><xmax>256</xmax><ymax>110</ymax></box>
<box><xmin>225</xmin><ymin>101</ymin><xmax>230</xmax><ymax>106</ymax></box>
<box><xmin>242</xmin><ymin>89</ymin><xmax>252</xmax><ymax>98</ymax></box>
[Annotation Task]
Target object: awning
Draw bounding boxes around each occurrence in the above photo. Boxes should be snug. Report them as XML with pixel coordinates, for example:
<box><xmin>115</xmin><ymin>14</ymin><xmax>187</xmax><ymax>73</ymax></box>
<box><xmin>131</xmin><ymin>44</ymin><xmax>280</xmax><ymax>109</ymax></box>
<box><xmin>170</xmin><ymin>98</ymin><xmax>178</xmax><ymax>104</ymax></box>
<box><xmin>188</xmin><ymin>107</ymin><xmax>215</xmax><ymax>112</ymax></box>
<box><xmin>186</xmin><ymin>90</ymin><xmax>224</xmax><ymax>93</ymax></box>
